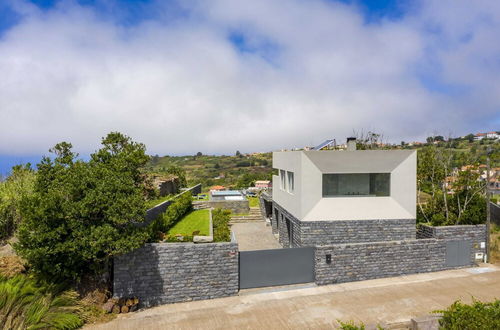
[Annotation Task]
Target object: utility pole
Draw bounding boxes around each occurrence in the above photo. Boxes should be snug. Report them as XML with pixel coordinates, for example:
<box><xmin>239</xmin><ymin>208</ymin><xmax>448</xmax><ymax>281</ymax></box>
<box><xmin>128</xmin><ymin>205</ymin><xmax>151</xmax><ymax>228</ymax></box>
<box><xmin>486</xmin><ymin>146</ymin><xmax>491</xmax><ymax>263</ymax></box>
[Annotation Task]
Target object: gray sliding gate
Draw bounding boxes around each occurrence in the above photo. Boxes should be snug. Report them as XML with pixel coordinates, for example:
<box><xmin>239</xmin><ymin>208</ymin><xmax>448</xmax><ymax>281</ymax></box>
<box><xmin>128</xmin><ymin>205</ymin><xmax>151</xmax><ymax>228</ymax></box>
<box><xmin>445</xmin><ymin>240</ymin><xmax>471</xmax><ymax>267</ymax></box>
<box><xmin>239</xmin><ymin>247</ymin><xmax>315</xmax><ymax>289</ymax></box>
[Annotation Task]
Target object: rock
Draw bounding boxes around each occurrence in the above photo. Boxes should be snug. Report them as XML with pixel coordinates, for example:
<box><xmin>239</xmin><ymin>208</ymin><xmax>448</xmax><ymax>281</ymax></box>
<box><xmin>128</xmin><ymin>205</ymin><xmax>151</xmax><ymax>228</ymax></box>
<box><xmin>193</xmin><ymin>236</ymin><xmax>213</xmax><ymax>243</ymax></box>
<box><xmin>126</xmin><ymin>298</ymin><xmax>134</xmax><ymax>306</ymax></box>
<box><xmin>121</xmin><ymin>305</ymin><xmax>129</xmax><ymax>313</ymax></box>
<box><xmin>102</xmin><ymin>301</ymin><xmax>115</xmax><ymax>313</ymax></box>
<box><xmin>129</xmin><ymin>304</ymin><xmax>138</xmax><ymax>312</ymax></box>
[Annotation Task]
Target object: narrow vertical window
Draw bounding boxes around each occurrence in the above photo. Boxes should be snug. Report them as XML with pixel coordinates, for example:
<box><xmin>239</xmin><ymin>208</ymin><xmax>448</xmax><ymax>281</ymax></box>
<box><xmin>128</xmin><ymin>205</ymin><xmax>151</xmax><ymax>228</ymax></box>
<box><xmin>280</xmin><ymin>170</ymin><xmax>286</xmax><ymax>191</ymax></box>
<box><xmin>287</xmin><ymin>171</ymin><xmax>294</xmax><ymax>193</ymax></box>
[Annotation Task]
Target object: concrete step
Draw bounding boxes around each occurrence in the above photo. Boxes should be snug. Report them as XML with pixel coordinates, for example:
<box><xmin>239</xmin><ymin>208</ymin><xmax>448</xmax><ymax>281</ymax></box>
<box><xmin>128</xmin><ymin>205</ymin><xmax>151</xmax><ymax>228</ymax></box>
<box><xmin>230</xmin><ymin>218</ymin><xmax>264</xmax><ymax>222</ymax></box>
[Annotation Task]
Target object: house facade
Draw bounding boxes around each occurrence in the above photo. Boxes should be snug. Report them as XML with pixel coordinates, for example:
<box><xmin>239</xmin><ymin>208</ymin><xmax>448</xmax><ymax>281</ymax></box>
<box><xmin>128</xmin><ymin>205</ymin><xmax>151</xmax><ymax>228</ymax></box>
<box><xmin>271</xmin><ymin>148</ymin><xmax>417</xmax><ymax>247</ymax></box>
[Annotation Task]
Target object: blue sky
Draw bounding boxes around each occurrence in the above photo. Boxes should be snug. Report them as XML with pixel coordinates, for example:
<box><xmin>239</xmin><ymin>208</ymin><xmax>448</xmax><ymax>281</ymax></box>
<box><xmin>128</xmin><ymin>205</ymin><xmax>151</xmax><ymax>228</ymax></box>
<box><xmin>0</xmin><ymin>0</ymin><xmax>499</xmax><ymax>176</ymax></box>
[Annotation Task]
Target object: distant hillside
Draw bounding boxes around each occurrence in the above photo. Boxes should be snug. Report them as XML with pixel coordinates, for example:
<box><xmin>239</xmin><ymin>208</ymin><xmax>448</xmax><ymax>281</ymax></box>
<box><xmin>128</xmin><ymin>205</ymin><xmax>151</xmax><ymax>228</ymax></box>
<box><xmin>143</xmin><ymin>137</ymin><xmax>499</xmax><ymax>192</ymax></box>
<box><xmin>144</xmin><ymin>153</ymin><xmax>273</xmax><ymax>191</ymax></box>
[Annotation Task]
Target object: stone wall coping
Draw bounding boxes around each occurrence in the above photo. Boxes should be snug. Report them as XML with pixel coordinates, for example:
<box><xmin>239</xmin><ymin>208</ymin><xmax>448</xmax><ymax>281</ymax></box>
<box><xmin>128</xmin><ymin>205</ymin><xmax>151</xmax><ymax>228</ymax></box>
<box><xmin>143</xmin><ymin>241</ymin><xmax>238</xmax><ymax>248</ymax></box>
<box><xmin>147</xmin><ymin>183</ymin><xmax>201</xmax><ymax>211</ymax></box>
<box><xmin>316</xmin><ymin>238</ymin><xmax>438</xmax><ymax>249</ymax></box>
<box><xmin>418</xmin><ymin>223</ymin><xmax>486</xmax><ymax>229</ymax></box>
<box><xmin>305</xmin><ymin>218</ymin><xmax>416</xmax><ymax>222</ymax></box>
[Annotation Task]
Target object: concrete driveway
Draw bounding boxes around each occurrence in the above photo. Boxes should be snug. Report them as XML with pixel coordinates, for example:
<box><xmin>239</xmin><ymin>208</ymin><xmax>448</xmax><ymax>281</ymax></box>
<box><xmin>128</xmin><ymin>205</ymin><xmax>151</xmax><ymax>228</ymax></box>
<box><xmin>230</xmin><ymin>222</ymin><xmax>281</xmax><ymax>251</ymax></box>
<box><xmin>87</xmin><ymin>265</ymin><xmax>500</xmax><ymax>330</ymax></box>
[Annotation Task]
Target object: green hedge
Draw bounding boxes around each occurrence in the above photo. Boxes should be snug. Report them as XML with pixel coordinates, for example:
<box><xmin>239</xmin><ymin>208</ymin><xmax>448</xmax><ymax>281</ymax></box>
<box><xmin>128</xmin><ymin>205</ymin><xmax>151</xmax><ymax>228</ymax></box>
<box><xmin>212</xmin><ymin>208</ymin><xmax>231</xmax><ymax>242</ymax></box>
<box><xmin>437</xmin><ymin>299</ymin><xmax>500</xmax><ymax>329</ymax></box>
<box><xmin>149</xmin><ymin>192</ymin><xmax>193</xmax><ymax>240</ymax></box>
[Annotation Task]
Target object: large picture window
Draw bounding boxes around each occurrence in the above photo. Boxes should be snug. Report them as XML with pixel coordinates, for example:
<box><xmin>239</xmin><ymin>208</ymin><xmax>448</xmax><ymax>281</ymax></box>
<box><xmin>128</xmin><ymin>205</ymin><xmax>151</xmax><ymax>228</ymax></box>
<box><xmin>322</xmin><ymin>173</ymin><xmax>390</xmax><ymax>197</ymax></box>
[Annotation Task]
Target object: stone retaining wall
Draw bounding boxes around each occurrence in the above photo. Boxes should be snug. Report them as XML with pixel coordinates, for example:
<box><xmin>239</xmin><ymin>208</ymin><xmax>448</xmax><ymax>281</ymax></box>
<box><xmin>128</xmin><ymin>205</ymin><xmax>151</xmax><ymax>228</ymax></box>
<box><xmin>207</xmin><ymin>200</ymin><xmax>249</xmax><ymax>214</ymax></box>
<box><xmin>315</xmin><ymin>239</ymin><xmax>452</xmax><ymax>285</ymax></box>
<box><xmin>113</xmin><ymin>242</ymin><xmax>239</xmax><ymax>307</ymax></box>
<box><xmin>417</xmin><ymin>223</ymin><xmax>487</xmax><ymax>260</ymax></box>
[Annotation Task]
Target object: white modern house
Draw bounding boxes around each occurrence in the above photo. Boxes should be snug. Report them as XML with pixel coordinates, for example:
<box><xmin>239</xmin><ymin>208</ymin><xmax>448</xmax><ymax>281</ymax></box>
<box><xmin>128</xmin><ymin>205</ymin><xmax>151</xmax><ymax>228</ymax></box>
<box><xmin>271</xmin><ymin>139</ymin><xmax>417</xmax><ymax>247</ymax></box>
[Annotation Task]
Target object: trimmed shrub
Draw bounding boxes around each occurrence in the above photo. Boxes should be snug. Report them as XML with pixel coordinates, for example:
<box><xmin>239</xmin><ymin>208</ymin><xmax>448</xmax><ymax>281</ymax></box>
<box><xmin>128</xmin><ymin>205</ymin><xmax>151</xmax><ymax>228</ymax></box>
<box><xmin>437</xmin><ymin>299</ymin><xmax>500</xmax><ymax>329</ymax></box>
<box><xmin>212</xmin><ymin>209</ymin><xmax>231</xmax><ymax>242</ymax></box>
<box><xmin>149</xmin><ymin>192</ymin><xmax>193</xmax><ymax>240</ymax></box>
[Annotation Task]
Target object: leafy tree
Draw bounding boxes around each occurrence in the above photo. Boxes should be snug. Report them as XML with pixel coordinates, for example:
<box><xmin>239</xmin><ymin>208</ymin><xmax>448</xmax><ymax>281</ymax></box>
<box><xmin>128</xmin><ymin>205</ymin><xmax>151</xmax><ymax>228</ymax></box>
<box><xmin>235</xmin><ymin>150</ymin><xmax>242</xmax><ymax>158</ymax></box>
<box><xmin>150</xmin><ymin>154</ymin><xmax>160</xmax><ymax>165</ymax></box>
<box><xmin>417</xmin><ymin>145</ymin><xmax>486</xmax><ymax>225</ymax></box>
<box><xmin>196</xmin><ymin>152</ymin><xmax>202</xmax><ymax>157</ymax></box>
<box><xmin>15</xmin><ymin>132</ymin><xmax>151</xmax><ymax>281</ymax></box>
<box><xmin>165</xmin><ymin>165</ymin><xmax>187</xmax><ymax>187</ymax></box>
<box><xmin>0</xmin><ymin>164</ymin><xmax>35</xmax><ymax>240</ymax></box>
<box><xmin>426</xmin><ymin>135</ymin><xmax>445</xmax><ymax>143</ymax></box>
<box><xmin>464</xmin><ymin>134</ymin><xmax>475</xmax><ymax>142</ymax></box>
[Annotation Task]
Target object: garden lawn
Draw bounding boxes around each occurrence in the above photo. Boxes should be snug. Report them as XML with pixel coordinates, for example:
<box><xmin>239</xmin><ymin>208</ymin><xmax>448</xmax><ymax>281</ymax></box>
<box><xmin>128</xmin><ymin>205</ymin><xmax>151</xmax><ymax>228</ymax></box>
<box><xmin>167</xmin><ymin>209</ymin><xmax>210</xmax><ymax>236</ymax></box>
<box><xmin>248</xmin><ymin>196</ymin><xmax>259</xmax><ymax>208</ymax></box>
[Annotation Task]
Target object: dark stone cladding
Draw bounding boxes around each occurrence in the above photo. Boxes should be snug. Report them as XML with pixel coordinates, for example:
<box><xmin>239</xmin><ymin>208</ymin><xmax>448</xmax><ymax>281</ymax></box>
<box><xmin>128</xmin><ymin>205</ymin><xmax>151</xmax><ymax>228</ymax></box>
<box><xmin>113</xmin><ymin>242</ymin><xmax>239</xmax><ymax>307</ymax></box>
<box><xmin>417</xmin><ymin>223</ymin><xmax>487</xmax><ymax>259</ymax></box>
<box><xmin>272</xmin><ymin>201</ymin><xmax>416</xmax><ymax>247</ymax></box>
<box><xmin>315</xmin><ymin>239</ymin><xmax>473</xmax><ymax>285</ymax></box>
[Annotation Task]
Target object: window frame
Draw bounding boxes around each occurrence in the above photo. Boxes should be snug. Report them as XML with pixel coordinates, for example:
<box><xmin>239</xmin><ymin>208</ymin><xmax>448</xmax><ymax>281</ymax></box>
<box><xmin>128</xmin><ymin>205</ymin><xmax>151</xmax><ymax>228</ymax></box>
<box><xmin>322</xmin><ymin>173</ymin><xmax>391</xmax><ymax>197</ymax></box>
<box><xmin>287</xmin><ymin>171</ymin><xmax>294</xmax><ymax>194</ymax></box>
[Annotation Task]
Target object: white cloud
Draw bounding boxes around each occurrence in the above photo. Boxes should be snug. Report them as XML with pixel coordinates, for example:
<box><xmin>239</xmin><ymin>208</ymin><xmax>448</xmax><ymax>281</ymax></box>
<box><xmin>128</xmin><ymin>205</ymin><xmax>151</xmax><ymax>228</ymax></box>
<box><xmin>0</xmin><ymin>0</ymin><xmax>499</xmax><ymax>156</ymax></box>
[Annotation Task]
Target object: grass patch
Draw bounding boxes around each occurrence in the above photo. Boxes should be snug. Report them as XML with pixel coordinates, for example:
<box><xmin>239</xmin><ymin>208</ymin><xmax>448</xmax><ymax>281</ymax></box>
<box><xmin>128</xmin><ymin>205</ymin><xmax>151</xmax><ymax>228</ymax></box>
<box><xmin>146</xmin><ymin>195</ymin><xmax>172</xmax><ymax>209</ymax></box>
<box><xmin>248</xmin><ymin>196</ymin><xmax>259</xmax><ymax>208</ymax></box>
<box><xmin>167</xmin><ymin>209</ymin><xmax>210</xmax><ymax>236</ymax></box>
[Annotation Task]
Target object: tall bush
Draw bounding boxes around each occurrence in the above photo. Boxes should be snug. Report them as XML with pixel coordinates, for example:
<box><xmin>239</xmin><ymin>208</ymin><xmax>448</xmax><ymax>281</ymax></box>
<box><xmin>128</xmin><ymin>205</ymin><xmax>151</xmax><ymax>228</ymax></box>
<box><xmin>0</xmin><ymin>164</ymin><xmax>35</xmax><ymax>241</ymax></box>
<box><xmin>15</xmin><ymin>132</ymin><xmax>151</xmax><ymax>281</ymax></box>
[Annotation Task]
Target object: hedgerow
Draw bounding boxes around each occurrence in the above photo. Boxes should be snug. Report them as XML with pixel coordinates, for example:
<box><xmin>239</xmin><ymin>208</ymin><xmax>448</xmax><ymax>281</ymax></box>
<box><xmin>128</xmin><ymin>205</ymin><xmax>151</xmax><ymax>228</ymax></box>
<box><xmin>212</xmin><ymin>208</ymin><xmax>231</xmax><ymax>242</ymax></box>
<box><xmin>437</xmin><ymin>299</ymin><xmax>500</xmax><ymax>329</ymax></box>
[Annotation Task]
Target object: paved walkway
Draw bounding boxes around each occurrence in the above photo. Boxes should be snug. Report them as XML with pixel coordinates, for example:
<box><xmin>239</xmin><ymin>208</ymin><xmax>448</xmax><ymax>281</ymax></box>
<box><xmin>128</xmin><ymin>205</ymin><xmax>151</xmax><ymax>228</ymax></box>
<box><xmin>88</xmin><ymin>265</ymin><xmax>500</xmax><ymax>330</ymax></box>
<box><xmin>230</xmin><ymin>222</ymin><xmax>281</xmax><ymax>251</ymax></box>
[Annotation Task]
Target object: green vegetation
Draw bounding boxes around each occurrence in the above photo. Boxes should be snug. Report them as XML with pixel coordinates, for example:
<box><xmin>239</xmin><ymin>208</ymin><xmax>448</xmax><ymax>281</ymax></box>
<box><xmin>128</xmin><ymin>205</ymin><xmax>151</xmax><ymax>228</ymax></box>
<box><xmin>248</xmin><ymin>196</ymin><xmax>259</xmax><ymax>208</ymax></box>
<box><xmin>149</xmin><ymin>191</ymin><xmax>193</xmax><ymax>239</ymax></box>
<box><xmin>0</xmin><ymin>164</ymin><xmax>35</xmax><ymax>241</ymax></box>
<box><xmin>437</xmin><ymin>299</ymin><xmax>500</xmax><ymax>329</ymax></box>
<box><xmin>145</xmin><ymin>194</ymin><xmax>173</xmax><ymax>209</ymax></box>
<box><xmin>144</xmin><ymin>153</ymin><xmax>273</xmax><ymax>191</ymax></box>
<box><xmin>417</xmin><ymin>145</ymin><xmax>488</xmax><ymax>226</ymax></box>
<box><xmin>0</xmin><ymin>275</ymin><xmax>83</xmax><ymax>329</ymax></box>
<box><xmin>167</xmin><ymin>209</ymin><xmax>210</xmax><ymax>236</ymax></box>
<box><xmin>14</xmin><ymin>133</ymin><xmax>151</xmax><ymax>282</ymax></box>
<box><xmin>212</xmin><ymin>209</ymin><xmax>231</xmax><ymax>242</ymax></box>
<box><xmin>338</xmin><ymin>320</ymin><xmax>366</xmax><ymax>329</ymax></box>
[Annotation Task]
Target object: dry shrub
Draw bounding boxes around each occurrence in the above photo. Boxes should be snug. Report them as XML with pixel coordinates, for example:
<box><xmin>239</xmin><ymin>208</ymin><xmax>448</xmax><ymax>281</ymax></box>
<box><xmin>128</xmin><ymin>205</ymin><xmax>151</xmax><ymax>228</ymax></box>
<box><xmin>0</xmin><ymin>255</ymin><xmax>25</xmax><ymax>278</ymax></box>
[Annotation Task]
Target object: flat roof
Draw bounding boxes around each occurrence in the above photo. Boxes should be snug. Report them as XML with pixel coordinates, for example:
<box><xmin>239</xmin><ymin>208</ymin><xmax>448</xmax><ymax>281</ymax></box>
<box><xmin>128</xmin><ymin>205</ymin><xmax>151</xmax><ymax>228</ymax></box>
<box><xmin>211</xmin><ymin>190</ymin><xmax>243</xmax><ymax>196</ymax></box>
